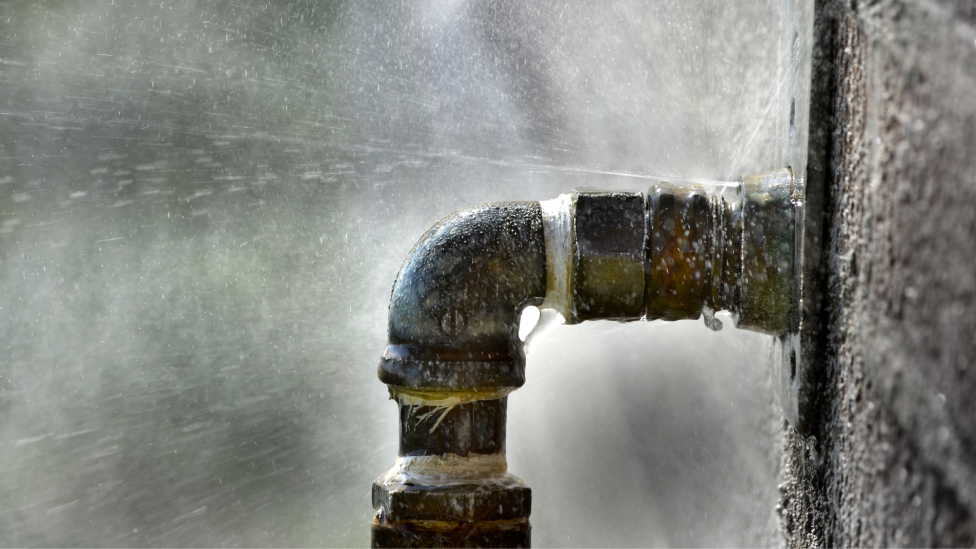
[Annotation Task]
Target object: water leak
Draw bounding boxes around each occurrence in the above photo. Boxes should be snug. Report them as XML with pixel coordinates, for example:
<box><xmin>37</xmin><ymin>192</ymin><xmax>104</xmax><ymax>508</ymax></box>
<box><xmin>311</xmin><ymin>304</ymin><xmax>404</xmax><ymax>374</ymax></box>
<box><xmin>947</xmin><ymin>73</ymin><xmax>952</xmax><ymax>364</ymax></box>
<box><xmin>518</xmin><ymin>305</ymin><xmax>542</xmax><ymax>342</ymax></box>
<box><xmin>523</xmin><ymin>308</ymin><xmax>567</xmax><ymax>354</ymax></box>
<box><xmin>1</xmin><ymin>0</ymin><xmax>783</xmax><ymax>546</ymax></box>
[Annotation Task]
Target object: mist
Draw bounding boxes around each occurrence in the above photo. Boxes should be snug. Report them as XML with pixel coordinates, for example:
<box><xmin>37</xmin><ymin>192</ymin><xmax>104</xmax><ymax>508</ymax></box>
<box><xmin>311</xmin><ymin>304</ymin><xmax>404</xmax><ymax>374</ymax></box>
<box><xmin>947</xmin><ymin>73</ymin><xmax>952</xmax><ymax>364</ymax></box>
<box><xmin>0</xmin><ymin>0</ymin><xmax>783</xmax><ymax>546</ymax></box>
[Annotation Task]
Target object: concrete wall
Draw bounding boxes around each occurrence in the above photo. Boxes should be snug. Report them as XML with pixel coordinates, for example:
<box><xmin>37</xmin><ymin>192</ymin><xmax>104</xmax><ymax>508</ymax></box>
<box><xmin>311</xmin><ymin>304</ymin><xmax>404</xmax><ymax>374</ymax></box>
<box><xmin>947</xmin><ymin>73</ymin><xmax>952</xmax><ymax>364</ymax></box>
<box><xmin>780</xmin><ymin>0</ymin><xmax>976</xmax><ymax>545</ymax></box>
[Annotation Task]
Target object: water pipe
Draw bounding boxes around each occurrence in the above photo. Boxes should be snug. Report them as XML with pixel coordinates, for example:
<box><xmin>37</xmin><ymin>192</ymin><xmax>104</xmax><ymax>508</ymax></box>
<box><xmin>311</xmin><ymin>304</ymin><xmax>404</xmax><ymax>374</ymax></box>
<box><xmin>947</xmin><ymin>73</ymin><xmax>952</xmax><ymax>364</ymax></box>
<box><xmin>371</xmin><ymin>169</ymin><xmax>796</xmax><ymax>548</ymax></box>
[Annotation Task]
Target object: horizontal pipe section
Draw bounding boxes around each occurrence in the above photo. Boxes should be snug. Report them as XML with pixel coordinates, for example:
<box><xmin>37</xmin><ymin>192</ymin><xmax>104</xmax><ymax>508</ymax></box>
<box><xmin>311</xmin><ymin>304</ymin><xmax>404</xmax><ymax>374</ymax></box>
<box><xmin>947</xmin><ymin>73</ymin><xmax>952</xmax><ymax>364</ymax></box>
<box><xmin>573</xmin><ymin>191</ymin><xmax>646</xmax><ymax>320</ymax></box>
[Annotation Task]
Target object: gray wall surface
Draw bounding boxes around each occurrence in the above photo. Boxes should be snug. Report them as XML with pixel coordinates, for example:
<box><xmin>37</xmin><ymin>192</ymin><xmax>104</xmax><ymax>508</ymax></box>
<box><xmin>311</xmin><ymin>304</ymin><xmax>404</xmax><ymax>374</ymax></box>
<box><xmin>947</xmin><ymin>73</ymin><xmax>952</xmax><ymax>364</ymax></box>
<box><xmin>779</xmin><ymin>0</ymin><xmax>976</xmax><ymax>545</ymax></box>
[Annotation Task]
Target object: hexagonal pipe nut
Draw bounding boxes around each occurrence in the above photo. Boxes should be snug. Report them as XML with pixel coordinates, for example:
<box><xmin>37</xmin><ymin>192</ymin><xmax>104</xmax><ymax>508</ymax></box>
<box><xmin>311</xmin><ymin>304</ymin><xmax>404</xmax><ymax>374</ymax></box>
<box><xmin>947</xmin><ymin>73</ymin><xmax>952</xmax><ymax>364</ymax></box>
<box><xmin>739</xmin><ymin>169</ymin><xmax>795</xmax><ymax>335</ymax></box>
<box><xmin>572</xmin><ymin>190</ymin><xmax>646</xmax><ymax>320</ymax></box>
<box><xmin>372</xmin><ymin>473</ymin><xmax>531</xmax><ymax>523</ymax></box>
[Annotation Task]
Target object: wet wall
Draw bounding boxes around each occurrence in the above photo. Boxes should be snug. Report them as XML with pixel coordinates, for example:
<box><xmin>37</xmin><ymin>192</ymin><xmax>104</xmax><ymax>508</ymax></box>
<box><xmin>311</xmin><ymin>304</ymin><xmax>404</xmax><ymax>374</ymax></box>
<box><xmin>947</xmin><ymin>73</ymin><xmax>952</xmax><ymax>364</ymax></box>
<box><xmin>780</xmin><ymin>0</ymin><xmax>976</xmax><ymax>545</ymax></box>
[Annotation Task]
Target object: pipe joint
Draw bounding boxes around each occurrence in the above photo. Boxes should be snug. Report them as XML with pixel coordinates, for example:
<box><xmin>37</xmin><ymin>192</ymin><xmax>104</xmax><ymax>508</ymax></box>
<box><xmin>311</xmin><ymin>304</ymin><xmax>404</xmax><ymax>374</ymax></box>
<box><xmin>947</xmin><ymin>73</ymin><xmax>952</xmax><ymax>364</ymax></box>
<box><xmin>379</xmin><ymin>202</ymin><xmax>547</xmax><ymax>393</ymax></box>
<box><xmin>573</xmin><ymin>191</ymin><xmax>647</xmax><ymax>321</ymax></box>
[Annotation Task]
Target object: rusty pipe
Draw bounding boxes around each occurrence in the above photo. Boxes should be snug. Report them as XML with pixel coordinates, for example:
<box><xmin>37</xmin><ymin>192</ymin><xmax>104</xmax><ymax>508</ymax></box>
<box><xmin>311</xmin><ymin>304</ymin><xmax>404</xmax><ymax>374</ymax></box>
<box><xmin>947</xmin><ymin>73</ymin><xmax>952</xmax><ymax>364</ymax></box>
<box><xmin>371</xmin><ymin>169</ymin><xmax>795</xmax><ymax>548</ymax></box>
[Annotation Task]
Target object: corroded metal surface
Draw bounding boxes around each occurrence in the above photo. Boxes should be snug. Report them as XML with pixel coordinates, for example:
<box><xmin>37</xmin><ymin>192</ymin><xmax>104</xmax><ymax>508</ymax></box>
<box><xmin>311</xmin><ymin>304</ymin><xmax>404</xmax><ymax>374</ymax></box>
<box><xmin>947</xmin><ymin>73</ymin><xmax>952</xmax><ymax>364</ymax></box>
<box><xmin>646</xmin><ymin>183</ymin><xmax>711</xmax><ymax>321</ymax></box>
<box><xmin>775</xmin><ymin>0</ymin><xmax>822</xmax><ymax>436</ymax></box>
<box><xmin>371</xmin><ymin>514</ymin><xmax>530</xmax><ymax>548</ymax></box>
<box><xmin>703</xmin><ymin>183</ymin><xmax>744</xmax><ymax>327</ymax></box>
<box><xmin>573</xmin><ymin>191</ymin><xmax>646</xmax><ymax>320</ymax></box>
<box><xmin>376</xmin><ymin>202</ymin><xmax>543</xmax><ymax>547</ymax></box>
<box><xmin>644</xmin><ymin>176</ymin><xmax>793</xmax><ymax>331</ymax></box>
<box><xmin>739</xmin><ymin>169</ymin><xmax>796</xmax><ymax>335</ymax></box>
<box><xmin>372</xmin><ymin>474</ymin><xmax>531</xmax><ymax>523</ymax></box>
<box><xmin>379</xmin><ymin>350</ymin><xmax>526</xmax><ymax>391</ymax></box>
<box><xmin>382</xmin><ymin>202</ymin><xmax>547</xmax><ymax>391</ymax></box>
<box><xmin>398</xmin><ymin>399</ymin><xmax>506</xmax><ymax>457</ymax></box>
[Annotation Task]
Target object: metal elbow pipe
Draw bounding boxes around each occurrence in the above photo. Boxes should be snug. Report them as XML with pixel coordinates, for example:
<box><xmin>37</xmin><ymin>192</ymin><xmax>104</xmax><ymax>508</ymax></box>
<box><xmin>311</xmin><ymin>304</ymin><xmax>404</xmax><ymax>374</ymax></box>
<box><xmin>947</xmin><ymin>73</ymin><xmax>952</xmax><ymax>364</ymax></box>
<box><xmin>372</xmin><ymin>202</ymin><xmax>543</xmax><ymax>548</ymax></box>
<box><xmin>372</xmin><ymin>169</ymin><xmax>795</xmax><ymax>548</ymax></box>
<box><xmin>380</xmin><ymin>202</ymin><xmax>546</xmax><ymax>396</ymax></box>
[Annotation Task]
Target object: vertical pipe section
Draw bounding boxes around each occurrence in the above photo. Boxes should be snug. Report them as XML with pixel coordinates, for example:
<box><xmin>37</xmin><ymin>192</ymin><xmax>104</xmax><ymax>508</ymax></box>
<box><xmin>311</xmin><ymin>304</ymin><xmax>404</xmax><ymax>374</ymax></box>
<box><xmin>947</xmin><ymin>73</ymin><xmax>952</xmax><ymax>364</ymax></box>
<box><xmin>374</xmin><ymin>202</ymin><xmax>544</xmax><ymax>548</ymax></box>
<box><xmin>739</xmin><ymin>169</ymin><xmax>795</xmax><ymax>334</ymax></box>
<box><xmin>646</xmin><ymin>183</ymin><xmax>712</xmax><ymax>321</ymax></box>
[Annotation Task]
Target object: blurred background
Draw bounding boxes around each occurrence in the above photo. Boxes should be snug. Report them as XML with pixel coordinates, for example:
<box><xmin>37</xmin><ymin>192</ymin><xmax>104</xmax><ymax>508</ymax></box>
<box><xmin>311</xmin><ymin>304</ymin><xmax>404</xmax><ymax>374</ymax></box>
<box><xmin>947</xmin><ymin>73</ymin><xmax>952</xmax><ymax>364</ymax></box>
<box><xmin>0</xmin><ymin>0</ymin><xmax>784</xmax><ymax>546</ymax></box>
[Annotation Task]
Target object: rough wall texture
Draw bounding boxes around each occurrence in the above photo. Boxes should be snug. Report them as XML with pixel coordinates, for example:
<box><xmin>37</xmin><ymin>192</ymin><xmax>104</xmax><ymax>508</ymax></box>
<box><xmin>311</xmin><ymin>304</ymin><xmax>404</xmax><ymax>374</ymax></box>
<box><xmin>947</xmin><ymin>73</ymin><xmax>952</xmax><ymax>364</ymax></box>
<box><xmin>780</xmin><ymin>0</ymin><xmax>976</xmax><ymax>546</ymax></box>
